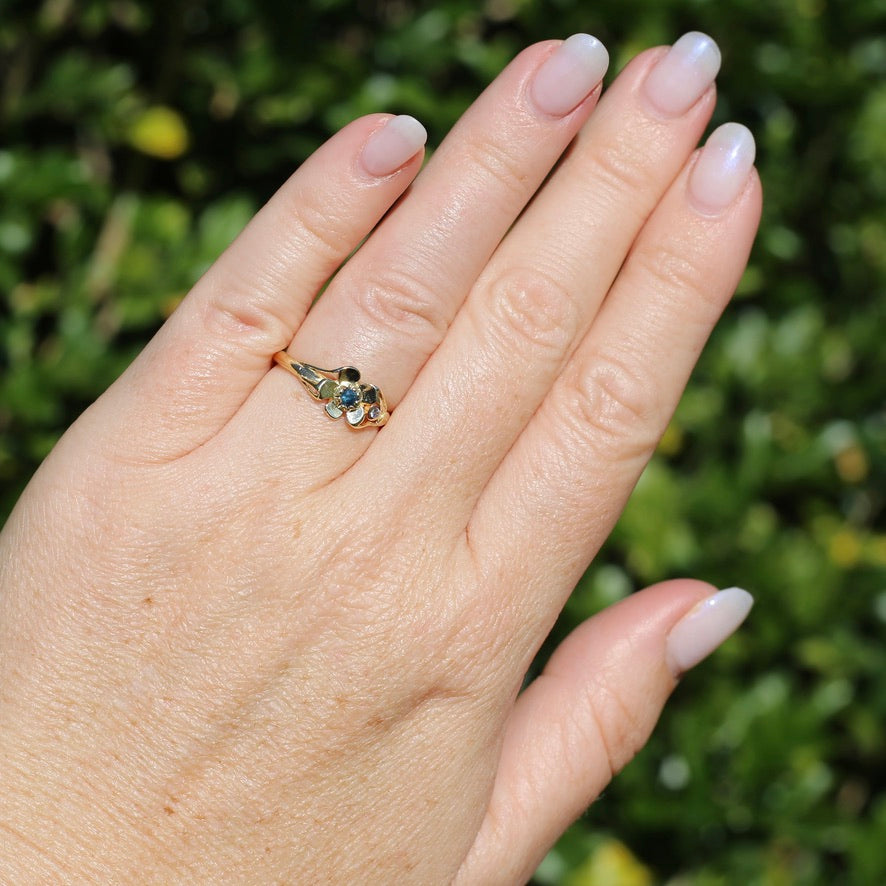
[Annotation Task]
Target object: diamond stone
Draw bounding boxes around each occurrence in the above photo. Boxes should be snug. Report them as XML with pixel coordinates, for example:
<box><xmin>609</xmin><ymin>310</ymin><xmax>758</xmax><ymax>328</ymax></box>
<box><xmin>368</xmin><ymin>405</ymin><xmax>381</xmax><ymax>421</ymax></box>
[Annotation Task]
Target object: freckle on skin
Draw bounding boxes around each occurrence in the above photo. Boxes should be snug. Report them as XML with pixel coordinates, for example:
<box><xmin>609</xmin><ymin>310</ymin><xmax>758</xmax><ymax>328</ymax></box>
<box><xmin>163</xmin><ymin>805</ymin><xmax>175</xmax><ymax>815</ymax></box>
<box><xmin>143</xmin><ymin>596</ymin><xmax>153</xmax><ymax>605</ymax></box>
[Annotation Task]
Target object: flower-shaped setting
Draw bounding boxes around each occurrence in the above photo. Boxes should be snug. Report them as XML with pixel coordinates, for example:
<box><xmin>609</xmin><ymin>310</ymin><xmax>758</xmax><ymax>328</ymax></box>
<box><xmin>273</xmin><ymin>357</ymin><xmax>389</xmax><ymax>429</ymax></box>
<box><xmin>318</xmin><ymin>370</ymin><xmax>387</xmax><ymax>428</ymax></box>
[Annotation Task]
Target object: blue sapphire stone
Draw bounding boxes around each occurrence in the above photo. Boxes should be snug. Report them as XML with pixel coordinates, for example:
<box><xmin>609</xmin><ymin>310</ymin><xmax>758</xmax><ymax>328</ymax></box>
<box><xmin>339</xmin><ymin>386</ymin><xmax>360</xmax><ymax>409</ymax></box>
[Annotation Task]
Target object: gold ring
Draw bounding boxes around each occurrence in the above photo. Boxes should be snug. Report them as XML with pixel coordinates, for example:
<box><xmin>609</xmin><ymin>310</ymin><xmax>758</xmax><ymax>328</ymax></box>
<box><xmin>273</xmin><ymin>353</ymin><xmax>389</xmax><ymax>429</ymax></box>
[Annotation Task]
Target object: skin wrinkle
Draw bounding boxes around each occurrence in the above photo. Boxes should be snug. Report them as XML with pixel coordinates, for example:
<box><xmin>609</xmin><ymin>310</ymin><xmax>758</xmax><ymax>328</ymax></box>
<box><xmin>480</xmin><ymin>265</ymin><xmax>581</xmax><ymax>359</ymax></box>
<box><xmin>567</xmin><ymin>350</ymin><xmax>664</xmax><ymax>461</ymax></box>
<box><xmin>0</xmin><ymin>818</ymin><xmax>71</xmax><ymax>880</ymax></box>
<box><xmin>350</xmin><ymin>264</ymin><xmax>451</xmax><ymax>363</ymax></box>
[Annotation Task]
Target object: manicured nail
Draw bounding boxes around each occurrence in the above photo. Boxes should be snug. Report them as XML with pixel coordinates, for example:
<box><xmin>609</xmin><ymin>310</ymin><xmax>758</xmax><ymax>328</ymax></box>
<box><xmin>361</xmin><ymin>115</ymin><xmax>427</xmax><ymax>177</ymax></box>
<box><xmin>531</xmin><ymin>34</ymin><xmax>610</xmax><ymax>117</ymax></box>
<box><xmin>689</xmin><ymin>122</ymin><xmax>756</xmax><ymax>214</ymax></box>
<box><xmin>666</xmin><ymin>587</ymin><xmax>754</xmax><ymax>676</ymax></box>
<box><xmin>643</xmin><ymin>31</ymin><xmax>721</xmax><ymax>117</ymax></box>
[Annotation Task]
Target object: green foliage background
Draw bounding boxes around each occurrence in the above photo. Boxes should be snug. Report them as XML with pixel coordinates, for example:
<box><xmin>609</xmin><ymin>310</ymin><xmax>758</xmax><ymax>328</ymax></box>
<box><xmin>2</xmin><ymin>0</ymin><xmax>885</xmax><ymax>882</ymax></box>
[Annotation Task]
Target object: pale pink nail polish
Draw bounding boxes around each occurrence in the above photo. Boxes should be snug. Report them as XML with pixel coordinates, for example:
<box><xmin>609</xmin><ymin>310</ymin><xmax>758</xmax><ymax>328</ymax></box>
<box><xmin>530</xmin><ymin>34</ymin><xmax>610</xmax><ymax>117</ymax></box>
<box><xmin>361</xmin><ymin>115</ymin><xmax>427</xmax><ymax>177</ymax></box>
<box><xmin>643</xmin><ymin>31</ymin><xmax>721</xmax><ymax>117</ymax></box>
<box><xmin>689</xmin><ymin>122</ymin><xmax>756</xmax><ymax>214</ymax></box>
<box><xmin>666</xmin><ymin>587</ymin><xmax>754</xmax><ymax>676</ymax></box>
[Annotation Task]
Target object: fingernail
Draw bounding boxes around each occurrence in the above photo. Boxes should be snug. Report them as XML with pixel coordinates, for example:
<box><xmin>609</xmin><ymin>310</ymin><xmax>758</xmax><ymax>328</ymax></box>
<box><xmin>666</xmin><ymin>587</ymin><xmax>754</xmax><ymax>676</ymax></box>
<box><xmin>688</xmin><ymin>122</ymin><xmax>756</xmax><ymax>214</ymax></box>
<box><xmin>643</xmin><ymin>31</ymin><xmax>721</xmax><ymax>117</ymax></box>
<box><xmin>361</xmin><ymin>115</ymin><xmax>427</xmax><ymax>177</ymax></box>
<box><xmin>531</xmin><ymin>34</ymin><xmax>610</xmax><ymax>117</ymax></box>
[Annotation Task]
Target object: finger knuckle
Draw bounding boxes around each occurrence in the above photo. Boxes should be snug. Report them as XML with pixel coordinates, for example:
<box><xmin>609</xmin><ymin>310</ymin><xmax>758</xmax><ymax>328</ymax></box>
<box><xmin>352</xmin><ymin>265</ymin><xmax>448</xmax><ymax>353</ymax></box>
<box><xmin>200</xmin><ymin>278</ymin><xmax>293</xmax><ymax>350</ymax></box>
<box><xmin>282</xmin><ymin>185</ymin><xmax>355</xmax><ymax>261</ymax></box>
<box><xmin>583</xmin><ymin>665</ymin><xmax>651</xmax><ymax>779</ymax></box>
<box><xmin>464</xmin><ymin>133</ymin><xmax>532</xmax><ymax>202</ymax></box>
<box><xmin>585</xmin><ymin>130</ymin><xmax>657</xmax><ymax>205</ymax></box>
<box><xmin>477</xmin><ymin>266</ymin><xmax>579</xmax><ymax>360</ymax></box>
<box><xmin>558</xmin><ymin>349</ymin><xmax>662</xmax><ymax>462</ymax></box>
<box><xmin>633</xmin><ymin>236</ymin><xmax>724</xmax><ymax>313</ymax></box>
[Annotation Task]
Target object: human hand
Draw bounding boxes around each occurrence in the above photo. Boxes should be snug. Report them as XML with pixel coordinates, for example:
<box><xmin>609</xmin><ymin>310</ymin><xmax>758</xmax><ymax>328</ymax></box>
<box><xmin>0</xmin><ymin>32</ymin><xmax>760</xmax><ymax>884</ymax></box>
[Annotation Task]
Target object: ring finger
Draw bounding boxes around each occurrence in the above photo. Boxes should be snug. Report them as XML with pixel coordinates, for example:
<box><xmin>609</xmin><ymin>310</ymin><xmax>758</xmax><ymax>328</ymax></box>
<box><xmin>247</xmin><ymin>36</ymin><xmax>610</xmax><ymax>458</ymax></box>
